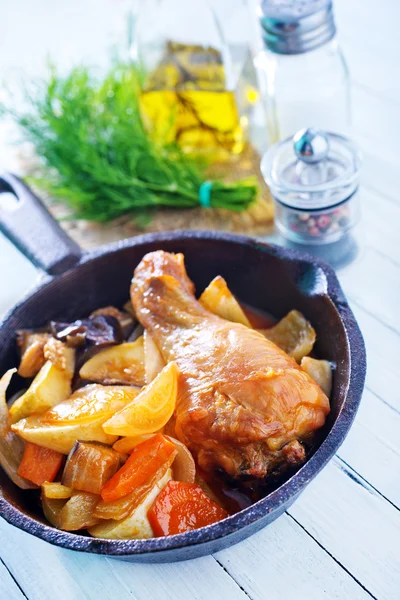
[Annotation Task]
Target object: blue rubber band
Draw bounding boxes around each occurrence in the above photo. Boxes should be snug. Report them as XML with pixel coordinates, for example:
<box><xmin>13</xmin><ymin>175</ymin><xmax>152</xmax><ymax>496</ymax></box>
<box><xmin>199</xmin><ymin>180</ymin><xmax>213</xmax><ymax>208</ymax></box>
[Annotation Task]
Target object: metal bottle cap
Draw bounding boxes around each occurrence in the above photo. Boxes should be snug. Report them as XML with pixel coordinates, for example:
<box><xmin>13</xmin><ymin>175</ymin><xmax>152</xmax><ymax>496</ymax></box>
<box><xmin>259</xmin><ymin>0</ymin><xmax>336</xmax><ymax>55</ymax></box>
<box><xmin>293</xmin><ymin>128</ymin><xmax>330</xmax><ymax>164</ymax></box>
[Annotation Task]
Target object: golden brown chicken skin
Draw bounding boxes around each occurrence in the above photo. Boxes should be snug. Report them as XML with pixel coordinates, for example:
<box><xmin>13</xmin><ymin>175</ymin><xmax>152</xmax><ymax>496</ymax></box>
<box><xmin>131</xmin><ymin>251</ymin><xmax>330</xmax><ymax>480</ymax></box>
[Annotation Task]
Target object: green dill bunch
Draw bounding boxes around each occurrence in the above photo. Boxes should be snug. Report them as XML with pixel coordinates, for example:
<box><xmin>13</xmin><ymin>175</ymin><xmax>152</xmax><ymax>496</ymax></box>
<box><xmin>1</xmin><ymin>62</ymin><xmax>258</xmax><ymax>223</ymax></box>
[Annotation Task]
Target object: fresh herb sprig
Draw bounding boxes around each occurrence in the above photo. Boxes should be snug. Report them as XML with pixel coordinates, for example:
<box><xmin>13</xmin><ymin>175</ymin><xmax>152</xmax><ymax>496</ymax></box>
<box><xmin>1</xmin><ymin>63</ymin><xmax>257</xmax><ymax>223</ymax></box>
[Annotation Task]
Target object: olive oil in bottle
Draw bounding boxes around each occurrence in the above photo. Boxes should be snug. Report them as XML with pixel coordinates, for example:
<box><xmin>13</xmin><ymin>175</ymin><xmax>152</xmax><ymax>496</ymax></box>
<box><xmin>133</xmin><ymin>1</ymin><xmax>245</xmax><ymax>161</ymax></box>
<box><xmin>139</xmin><ymin>42</ymin><xmax>245</xmax><ymax>159</ymax></box>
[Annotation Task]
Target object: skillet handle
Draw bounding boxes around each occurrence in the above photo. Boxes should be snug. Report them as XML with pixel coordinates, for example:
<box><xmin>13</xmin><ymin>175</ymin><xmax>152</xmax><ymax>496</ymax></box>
<box><xmin>0</xmin><ymin>173</ymin><xmax>82</xmax><ymax>275</ymax></box>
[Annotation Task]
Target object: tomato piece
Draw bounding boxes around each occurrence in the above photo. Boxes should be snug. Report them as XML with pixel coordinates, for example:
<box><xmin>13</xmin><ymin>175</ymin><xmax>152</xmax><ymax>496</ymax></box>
<box><xmin>148</xmin><ymin>480</ymin><xmax>229</xmax><ymax>536</ymax></box>
<box><xmin>101</xmin><ymin>433</ymin><xmax>176</xmax><ymax>502</ymax></box>
<box><xmin>17</xmin><ymin>442</ymin><xmax>64</xmax><ymax>486</ymax></box>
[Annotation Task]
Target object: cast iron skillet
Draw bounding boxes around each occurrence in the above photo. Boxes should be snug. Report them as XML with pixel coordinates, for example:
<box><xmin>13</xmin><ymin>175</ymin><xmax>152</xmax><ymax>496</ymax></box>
<box><xmin>0</xmin><ymin>173</ymin><xmax>366</xmax><ymax>563</ymax></box>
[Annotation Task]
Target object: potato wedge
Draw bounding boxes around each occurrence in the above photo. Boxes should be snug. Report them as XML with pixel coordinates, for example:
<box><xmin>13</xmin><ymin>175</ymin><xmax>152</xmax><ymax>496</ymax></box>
<box><xmin>199</xmin><ymin>276</ymin><xmax>251</xmax><ymax>327</ymax></box>
<box><xmin>79</xmin><ymin>338</ymin><xmax>145</xmax><ymax>386</ymax></box>
<box><xmin>12</xmin><ymin>384</ymin><xmax>140</xmax><ymax>454</ymax></box>
<box><xmin>89</xmin><ymin>468</ymin><xmax>171</xmax><ymax>539</ymax></box>
<box><xmin>42</xmin><ymin>482</ymin><xmax>73</xmax><ymax>499</ymax></box>
<box><xmin>10</xmin><ymin>344</ymin><xmax>75</xmax><ymax>424</ymax></box>
<box><xmin>144</xmin><ymin>330</ymin><xmax>165</xmax><ymax>384</ymax></box>
<box><xmin>301</xmin><ymin>357</ymin><xmax>332</xmax><ymax>398</ymax></box>
<box><xmin>259</xmin><ymin>310</ymin><xmax>316</xmax><ymax>363</ymax></box>
<box><xmin>103</xmin><ymin>362</ymin><xmax>178</xmax><ymax>437</ymax></box>
<box><xmin>12</xmin><ymin>416</ymin><xmax>119</xmax><ymax>455</ymax></box>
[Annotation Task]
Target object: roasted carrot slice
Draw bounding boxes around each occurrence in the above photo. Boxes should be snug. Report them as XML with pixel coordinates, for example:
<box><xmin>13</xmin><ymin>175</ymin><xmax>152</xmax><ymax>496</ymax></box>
<box><xmin>148</xmin><ymin>480</ymin><xmax>228</xmax><ymax>536</ymax></box>
<box><xmin>101</xmin><ymin>433</ymin><xmax>176</xmax><ymax>502</ymax></box>
<box><xmin>94</xmin><ymin>456</ymin><xmax>175</xmax><ymax>521</ymax></box>
<box><xmin>17</xmin><ymin>442</ymin><xmax>64</xmax><ymax>486</ymax></box>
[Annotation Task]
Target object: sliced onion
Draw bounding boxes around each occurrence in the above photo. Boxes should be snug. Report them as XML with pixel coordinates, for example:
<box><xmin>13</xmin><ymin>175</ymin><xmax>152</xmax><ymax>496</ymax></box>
<box><xmin>7</xmin><ymin>389</ymin><xmax>27</xmax><ymax>409</ymax></box>
<box><xmin>62</xmin><ymin>441</ymin><xmax>121</xmax><ymax>494</ymax></box>
<box><xmin>0</xmin><ymin>369</ymin><xmax>16</xmax><ymax>434</ymax></box>
<box><xmin>58</xmin><ymin>492</ymin><xmax>100</xmax><ymax>530</ymax></box>
<box><xmin>144</xmin><ymin>330</ymin><xmax>165</xmax><ymax>383</ymax></box>
<box><xmin>166</xmin><ymin>436</ymin><xmax>196</xmax><ymax>483</ymax></box>
<box><xmin>0</xmin><ymin>431</ymin><xmax>38</xmax><ymax>489</ymax></box>
<box><xmin>42</xmin><ymin>495</ymin><xmax>67</xmax><ymax>527</ymax></box>
<box><xmin>195</xmin><ymin>473</ymin><xmax>223</xmax><ymax>506</ymax></box>
<box><xmin>94</xmin><ymin>460</ymin><xmax>173</xmax><ymax>521</ymax></box>
<box><xmin>0</xmin><ymin>368</ymin><xmax>36</xmax><ymax>489</ymax></box>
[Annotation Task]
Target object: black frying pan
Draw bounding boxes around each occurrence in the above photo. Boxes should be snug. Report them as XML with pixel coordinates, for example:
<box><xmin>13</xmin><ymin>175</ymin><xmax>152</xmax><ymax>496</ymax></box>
<box><xmin>0</xmin><ymin>173</ymin><xmax>366</xmax><ymax>562</ymax></box>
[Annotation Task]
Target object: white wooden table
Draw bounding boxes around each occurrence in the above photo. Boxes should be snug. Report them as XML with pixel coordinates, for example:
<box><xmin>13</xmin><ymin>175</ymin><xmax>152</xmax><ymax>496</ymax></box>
<box><xmin>1</xmin><ymin>1</ymin><xmax>399</xmax><ymax>599</ymax></box>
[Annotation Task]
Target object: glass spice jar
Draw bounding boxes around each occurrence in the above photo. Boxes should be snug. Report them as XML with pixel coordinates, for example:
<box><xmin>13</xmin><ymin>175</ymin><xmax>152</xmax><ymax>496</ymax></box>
<box><xmin>261</xmin><ymin>128</ymin><xmax>362</xmax><ymax>245</ymax></box>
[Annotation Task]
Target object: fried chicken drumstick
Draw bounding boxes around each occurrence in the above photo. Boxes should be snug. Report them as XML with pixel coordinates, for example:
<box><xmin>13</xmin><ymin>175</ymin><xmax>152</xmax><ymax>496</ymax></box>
<box><xmin>131</xmin><ymin>251</ymin><xmax>330</xmax><ymax>479</ymax></box>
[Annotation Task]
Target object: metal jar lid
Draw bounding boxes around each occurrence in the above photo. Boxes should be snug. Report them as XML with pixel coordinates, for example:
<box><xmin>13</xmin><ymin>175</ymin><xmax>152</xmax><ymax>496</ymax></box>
<box><xmin>259</xmin><ymin>0</ymin><xmax>336</xmax><ymax>55</ymax></box>
<box><xmin>261</xmin><ymin>128</ymin><xmax>362</xmax><ymax>211</ymax></box>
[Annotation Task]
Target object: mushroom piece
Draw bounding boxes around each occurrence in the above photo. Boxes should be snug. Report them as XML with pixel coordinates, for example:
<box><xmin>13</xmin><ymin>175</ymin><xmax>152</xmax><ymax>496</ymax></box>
<box><xmin>90</xmin><ymin>306</ymin><xmax>136</xmax><ymax>339</ymax></box>
<box><xmin>51</xmin><ymin>315</ymin><xmax>125</xmax><ymax>370</ymax></box>
<box><xmin>17</xmin><ymin>330</ymin><xmax>50</xmax><ymax>378</ymax></box>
